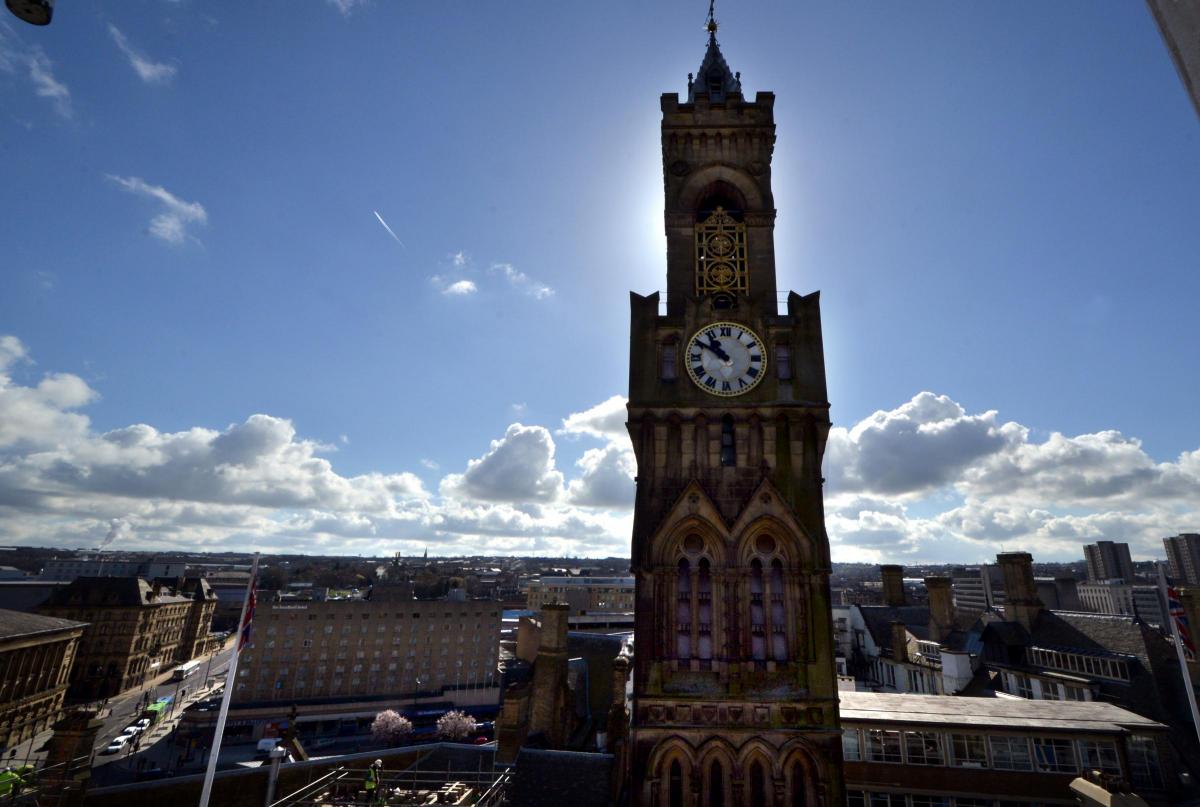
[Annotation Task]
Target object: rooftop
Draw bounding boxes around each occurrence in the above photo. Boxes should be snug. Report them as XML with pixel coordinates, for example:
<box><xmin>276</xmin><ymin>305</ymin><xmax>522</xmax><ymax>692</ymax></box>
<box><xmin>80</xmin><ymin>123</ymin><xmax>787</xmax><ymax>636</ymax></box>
<box><xmin>838</xmin><ymin>691</ymin><xmax>1165</xmax><ymax>734</ymax></box>
<box><xmin>0</xmin><ymin>607</ymin><xmax>87</xmax><ymax>639</ymax></box>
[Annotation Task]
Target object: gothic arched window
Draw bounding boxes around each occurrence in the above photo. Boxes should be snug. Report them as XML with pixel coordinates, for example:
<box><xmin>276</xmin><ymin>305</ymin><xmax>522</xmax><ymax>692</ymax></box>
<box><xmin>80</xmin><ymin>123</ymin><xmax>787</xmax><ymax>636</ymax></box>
<box><xmin>771</xmin><ymin>559</ymin><xmax>788</xmax><ymax>661</ymax></box>
<box><xmin>708</xmin><ymin>760</ymin><xmax>725</xmax><ymax>807</ymax></box>
<box><xmin>749</xmin><ymin>760</ymin><xmax>767</xmax><ymax>806</ymax></box>
<box><xmin>669</xmin><ymin>760</ymin><xmax>684</xmax><ymax>807</ymax></box>
<box><xmin>695</xmin><ymin>204</ymin><xmax>747</xmax><ymax>301</ymax></box>
<box><xmin>750</xmin><ymin>559</ymin><xmax>766</xmax><ymax>661</ymax></box>
<box><xmin>791</xmin><ymin>760</ymin><xmax>807</xmax><ymax>807</ymax></box>
<box><xmin>720</xmin><ymin>415</ymin><xmax>736</xmax><ymax>467</ymax></box>
<box><xmin>677</xmin><ymin>559</ymin><xmax>692</xmax><ymax>660</ymax></box>
<box><xmin>698</xmin><ymin>558</ymin><xmax>713</xmax><ymax>664</ymax></box>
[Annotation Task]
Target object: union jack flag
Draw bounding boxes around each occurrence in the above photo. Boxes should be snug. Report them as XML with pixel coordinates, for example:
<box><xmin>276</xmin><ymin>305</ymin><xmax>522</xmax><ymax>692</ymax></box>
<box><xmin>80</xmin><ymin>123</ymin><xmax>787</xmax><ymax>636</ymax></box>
<box><xmin>1167</xmin><ymin>586</ymin><xmax>1196</xmax><ymax>661</ymax></box>
<box><xmin>238</xmin><ymin>579</ymin><xmax>257</xmax><ymax>652</ymax></box>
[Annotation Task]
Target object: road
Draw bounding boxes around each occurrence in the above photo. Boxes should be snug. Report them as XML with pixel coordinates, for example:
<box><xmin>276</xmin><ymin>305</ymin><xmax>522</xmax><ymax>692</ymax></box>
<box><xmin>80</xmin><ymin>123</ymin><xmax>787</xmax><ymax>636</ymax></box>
<box><xmin>91</xmin><ymin>642</ymin><xmax>235</xmax><ymax>770</ymax></box>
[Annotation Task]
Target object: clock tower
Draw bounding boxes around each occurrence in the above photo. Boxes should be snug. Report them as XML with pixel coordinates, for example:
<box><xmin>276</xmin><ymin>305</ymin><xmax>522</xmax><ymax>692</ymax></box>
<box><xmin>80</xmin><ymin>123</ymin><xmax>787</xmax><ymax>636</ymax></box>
<box><xmin>627</xmin><ymin>10</ymin><xmax>845</xmax><ymax>807</ymax></box>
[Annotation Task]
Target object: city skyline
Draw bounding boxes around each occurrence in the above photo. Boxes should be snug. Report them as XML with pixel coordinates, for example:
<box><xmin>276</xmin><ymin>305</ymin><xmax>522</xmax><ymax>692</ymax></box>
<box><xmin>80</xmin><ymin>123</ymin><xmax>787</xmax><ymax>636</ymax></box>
<box><xmin>1</xmin><ymin>2</ymin><xmax>1198</xmax><ymax>563</ymax></box>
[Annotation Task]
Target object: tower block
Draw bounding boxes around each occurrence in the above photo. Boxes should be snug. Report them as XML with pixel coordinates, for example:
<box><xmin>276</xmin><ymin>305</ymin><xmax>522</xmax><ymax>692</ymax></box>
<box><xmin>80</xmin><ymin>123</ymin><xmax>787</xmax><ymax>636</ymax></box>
<box><xmin>627</xmin><ymin>15</ymin><xmax>845</xmax><ymax>807</ymax></box>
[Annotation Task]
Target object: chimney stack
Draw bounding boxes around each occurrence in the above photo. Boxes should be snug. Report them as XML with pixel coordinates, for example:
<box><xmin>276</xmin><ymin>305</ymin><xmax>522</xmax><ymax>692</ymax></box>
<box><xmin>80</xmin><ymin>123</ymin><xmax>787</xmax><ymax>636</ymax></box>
<box><xmin>881</xmin><ymin>565</ymin><xmax>906</xmax><ymax>607</ymax></box>
<box><xmin>890</xmin><ymin>621</ymin><xmax>909</xmax><ymax>663</ymax></box>
<box><xmin>925</xmin><ymin>576</ymin><xmax>955</xmax><ymax>641</ymax></box>
<box><xmin>997</xmin><ymin>552</ymin><xmax>1043</xmax><ymax>630</ymax></box>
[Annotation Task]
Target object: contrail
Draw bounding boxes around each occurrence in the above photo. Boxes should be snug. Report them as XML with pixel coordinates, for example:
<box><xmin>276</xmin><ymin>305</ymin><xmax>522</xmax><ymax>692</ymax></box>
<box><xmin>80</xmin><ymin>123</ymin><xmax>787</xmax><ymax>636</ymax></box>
<box><xmin>373</xmin><ymin>210</ymin><xmax>405</xmax><ymax>248</ymax></box>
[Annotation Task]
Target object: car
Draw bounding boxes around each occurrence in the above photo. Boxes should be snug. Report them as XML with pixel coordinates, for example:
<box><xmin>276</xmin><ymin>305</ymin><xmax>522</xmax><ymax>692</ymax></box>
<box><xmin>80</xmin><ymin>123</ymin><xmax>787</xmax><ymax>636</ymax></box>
<box><xmin>134</xmin><ymin>718</ymin><xmax>151</xmax><ymax>730</ymax></box>
<box><xmin>121</xmin><ymin>725</ymin><xmax>143</xmax><ymax>737</ymax></box>
<box><xmin>102</xmin><ymin>736</ymin><xmax>129</xmax><ymax>754</ymax></box>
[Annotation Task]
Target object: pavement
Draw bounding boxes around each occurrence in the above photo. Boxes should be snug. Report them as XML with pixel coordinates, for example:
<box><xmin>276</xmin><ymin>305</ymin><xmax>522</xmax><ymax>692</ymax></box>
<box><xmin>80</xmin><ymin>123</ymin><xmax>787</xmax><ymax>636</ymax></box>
<box><xmin>0</xmin><ymin>641</ymin><xmax>235</xmax><ymax>783</ymax></box>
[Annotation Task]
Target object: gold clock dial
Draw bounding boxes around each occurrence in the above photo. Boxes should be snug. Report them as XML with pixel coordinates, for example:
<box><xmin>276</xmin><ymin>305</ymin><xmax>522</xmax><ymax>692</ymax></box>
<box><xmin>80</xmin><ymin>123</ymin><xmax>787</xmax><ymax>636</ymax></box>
<box><xmin>685</xmin><ymin>322</ymin><xmax>767</xmax><ymax>396</ymax></box>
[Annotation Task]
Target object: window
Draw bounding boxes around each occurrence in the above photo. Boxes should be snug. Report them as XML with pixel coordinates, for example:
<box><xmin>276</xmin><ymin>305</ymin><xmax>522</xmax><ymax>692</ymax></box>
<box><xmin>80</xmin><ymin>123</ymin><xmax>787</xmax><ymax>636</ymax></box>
<box><xmin>749</xmin><ymin>761</ymin><xmax>767</xmax><ymax>807</ymax></box>
<box><xmin>697</xmin><ymin>559</ymin><xmax>713</xmax><ymax>663</ymax></box>
<box><xmin>775</xmin><ymin>345</ymin><xmax>792</xmax><ymax>380</ymax></box>
<box><xmin>910</xmin><ymin>798</ymin><xmax>948</xmax><ymax>807</ymax></box>
<box><xmin>694</xmin><ymin>206</ymin><xmax>747</xmax><ymax>297</ymax></box>
<box><xmin>1126</xmin><ymin>735</ymin><xmax>1163</xmax><ymax>790</ymax></box>
<box><xmin>990</xmin><ymin>736</ymin><xmax>1033</xmax><ymax>771</ymax></box>
<box><xmin>668</xmin><ymin>760</ymin><xmax>683</xmax><ymax>807</ymax></box>
<box><xmin>1033</xmin><ymin>738</ymin><xmax>1077</xmax><ymax>774</ymax></box>
<box><xmin>866</xmin><ymin>730</ymin><xmax>902</xmax><ymax>763</ymax></box>
<box><xmin>676</xmin><ymin>559</ymin><xmax>692</xmax><ymax>660</ymax></box>
<box><xmin>1077</xmin><ymin>740</ymin><xmax>1120</xmax><ymax>775</ymax></box>
<box><xmin>842</xmin><ymin>729</ymin><xmax>862</xmax><ymax>761</ymax></box>
<box><xmin>661</xmin><ymin>343</ymin><xmax>678</xmax><ymax>381</ymax></box>
<box><xmin>950</xmin><ymin>734</ymin><xmax>988</xmax><ymax>768</ymax></box>
<box><xmin>1008</xmin><ymin>673</ymin><xmax>1033</xmax><ymax>699</ymax></box>
<box><xmin>790</xmin><ymin>760</ymin><xmax>805</xmax><ymax>807</ymax></box>
<box><xmin>904</xmin><ymin>731</ymin><xmax>943</xmax><ymax>766</ymax></box>
<box><xmin>750</xmin><ymin>559</ymin><xmax>766</xmax><ymax>661</ymax></box>
<box><xmin>868</xmin><ymin>795</ymin><xmax>898</xmax><ymax>807</ymax></box>
<box><xmin>846</xmin><ymin>793</ymin><xmax>866</xmax><ymax>807</ymax></box>
<box><xmin>770</xmin><ymin>559</ymin><xmax>787</xmax><ymax>661</ymax></box>
<box><xmin>1064</xmin><ymin>684</ymin><xmax>1088</xmax><ymax>701</ymax></box>
<box><xmin>720</xmin><ymin>415</ymin><xmax>736</xmax><ymax>466</ymax></box>
<box><xmin>707</xmin><ymin>761</ymin><xmax>725</xmax><ymax>807</ymax></box>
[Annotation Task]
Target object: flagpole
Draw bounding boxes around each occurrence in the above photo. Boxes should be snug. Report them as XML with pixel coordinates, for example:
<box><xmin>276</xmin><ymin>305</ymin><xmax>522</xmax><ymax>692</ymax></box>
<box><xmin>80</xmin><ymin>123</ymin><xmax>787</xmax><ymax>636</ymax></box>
<box><xmin>1156</xmin><ymin>561</ymin><xmax>1200</xmax><ymax>748</ymax></box>
<box><xmin>199</xmin><ymin>554</ymin><xmax>259</xmax><ymax>807</ymax></box>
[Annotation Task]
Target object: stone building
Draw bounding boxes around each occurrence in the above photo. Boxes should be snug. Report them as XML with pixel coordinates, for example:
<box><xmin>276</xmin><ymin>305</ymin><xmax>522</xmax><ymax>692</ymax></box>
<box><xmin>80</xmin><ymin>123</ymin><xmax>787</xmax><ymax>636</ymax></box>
<box><xmin>525</xmin><ymin>576</ymin><xmax>635</xmax><ymax>614</ymax></box>
<box><xmin>227</xmin><ymin>595</ymin><xmax>500</xmax><ymax>737</ymax></box>
<box><xmin>0</xmin><ymin>609</ymin><xmax>86</xmax><ymax>749</ymax></box>
<box><xmin>37</xmin><ymin>576</ymin><xmax>216</xmax><ymax>700</ymax></box>
<box><xmin>626</xmin><ymin>10</ymin><xmax>844</xmax><ymax>805</ymax></box>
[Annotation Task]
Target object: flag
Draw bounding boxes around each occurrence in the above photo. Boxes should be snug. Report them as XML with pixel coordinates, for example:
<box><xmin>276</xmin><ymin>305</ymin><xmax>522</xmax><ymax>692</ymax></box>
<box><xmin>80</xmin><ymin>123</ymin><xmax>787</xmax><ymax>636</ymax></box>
<box><xmin>1167</xmin><ymin>586</ymin><xmax>1196</xmax><ymax>661</ymax></box>
<box><xmin>238</xmin><ymin>578</ymin><xmax>257</xmax><ymax>651</ymax></box>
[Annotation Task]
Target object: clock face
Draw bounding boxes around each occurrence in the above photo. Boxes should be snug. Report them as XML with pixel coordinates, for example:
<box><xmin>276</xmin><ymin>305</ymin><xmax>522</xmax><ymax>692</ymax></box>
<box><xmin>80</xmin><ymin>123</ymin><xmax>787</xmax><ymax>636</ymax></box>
<box><xmin>685</xmin><ymin>321</ymin><xmax>767</xmax><ymax>396</ymax></box>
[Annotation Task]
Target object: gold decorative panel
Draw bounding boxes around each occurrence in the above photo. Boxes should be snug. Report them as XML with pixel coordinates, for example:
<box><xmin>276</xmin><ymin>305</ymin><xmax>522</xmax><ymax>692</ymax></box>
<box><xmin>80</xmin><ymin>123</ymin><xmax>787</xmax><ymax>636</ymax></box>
<box><xmin>694</xmin><ymin>207</ymin><xmax>748</xmax><ymax>297</ymax></box>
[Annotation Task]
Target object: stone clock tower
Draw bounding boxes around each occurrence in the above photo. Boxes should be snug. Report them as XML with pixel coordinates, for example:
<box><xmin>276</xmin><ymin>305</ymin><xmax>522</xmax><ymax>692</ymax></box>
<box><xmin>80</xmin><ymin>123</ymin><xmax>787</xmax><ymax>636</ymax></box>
<box><xmin>626</xmin><ymin>12</ymin><xmax>845</xmax><ymax>807</ymax></box>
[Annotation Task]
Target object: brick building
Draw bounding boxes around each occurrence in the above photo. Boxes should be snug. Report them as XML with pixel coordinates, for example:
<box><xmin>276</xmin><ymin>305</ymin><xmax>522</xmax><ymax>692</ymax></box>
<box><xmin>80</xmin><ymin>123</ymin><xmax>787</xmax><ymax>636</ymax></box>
<box><xmin>37</xmin><ymin>576</ymin><xmax>216</xmax><ymax>699</ymax></box>
<box><xmin>525</xmin><ymin>577</ymin><xmax>635</xmax><ymax>614</ymax></box>
<box><xmin>0</xmin><ymin>609</ymin><xmax>86</xmax><ymax>749</ymax></box>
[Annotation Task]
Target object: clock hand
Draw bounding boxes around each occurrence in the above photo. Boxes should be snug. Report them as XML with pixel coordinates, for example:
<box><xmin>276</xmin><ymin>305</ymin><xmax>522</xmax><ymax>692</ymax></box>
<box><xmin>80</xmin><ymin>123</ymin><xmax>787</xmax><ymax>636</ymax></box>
<box><xmin>699</xmin><ymin>338</ymin><xmax>731</xmax><ymax>362</ymax></box>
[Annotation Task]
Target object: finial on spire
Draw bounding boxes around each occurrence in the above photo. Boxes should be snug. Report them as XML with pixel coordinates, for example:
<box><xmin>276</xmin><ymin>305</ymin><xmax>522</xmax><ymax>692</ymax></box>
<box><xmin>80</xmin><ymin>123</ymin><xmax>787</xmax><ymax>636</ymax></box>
<box><xmin>706</xmin><ymin>0</ymin><xmax>718</xmax><ymax>34</ymax></box>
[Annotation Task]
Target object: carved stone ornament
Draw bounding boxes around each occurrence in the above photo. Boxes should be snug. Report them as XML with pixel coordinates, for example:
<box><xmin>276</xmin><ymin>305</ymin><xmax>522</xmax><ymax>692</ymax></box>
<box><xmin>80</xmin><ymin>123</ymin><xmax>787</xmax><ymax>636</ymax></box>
<box><xmin>670</xmin><ymin>159</ymin><xmax>691</xmax><ymax>177</ymax></box>
<box><xmin>743</xmin><ymin>211</ymin><xmax>777</xmax><ymax>226</ymax></box>
<box><xmin>754</xmin><ymin>706</ymin><xmax>770</xmax><ymax>724</ymax></box>
<box><xmin>747</xmin><ymin>160</ymin><xmax>766</xmax><ymax>176</ymax></box>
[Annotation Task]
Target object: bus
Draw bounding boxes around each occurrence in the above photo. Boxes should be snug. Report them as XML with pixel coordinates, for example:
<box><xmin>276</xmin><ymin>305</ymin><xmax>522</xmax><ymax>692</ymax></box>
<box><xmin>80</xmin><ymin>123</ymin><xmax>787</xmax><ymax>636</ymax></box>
<box><xmin>172</xmin><ymin>660</ymin><xmax>201</xmax><ymax>681</ymax></box>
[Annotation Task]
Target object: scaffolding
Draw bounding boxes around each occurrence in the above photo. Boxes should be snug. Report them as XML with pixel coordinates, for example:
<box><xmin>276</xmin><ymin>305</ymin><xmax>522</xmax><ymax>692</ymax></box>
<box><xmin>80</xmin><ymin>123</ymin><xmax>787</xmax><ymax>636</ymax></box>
<box><xmin>270</xmin><ymin>752</ymin><xmax>510</xmax><ymax>807</ymax></box>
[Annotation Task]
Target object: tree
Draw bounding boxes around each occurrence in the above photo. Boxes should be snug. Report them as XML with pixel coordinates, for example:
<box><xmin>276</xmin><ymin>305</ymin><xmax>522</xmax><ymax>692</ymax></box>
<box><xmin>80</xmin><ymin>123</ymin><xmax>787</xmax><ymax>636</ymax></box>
<box><xmin>436</xmin><ymin>710</ymin><xmax>477</xmax><ymax>742</ymax></box>
<box><xmin>370</xmin><ymin>710</ymin><xmax>413</xmax><ymax>746</ymax></box>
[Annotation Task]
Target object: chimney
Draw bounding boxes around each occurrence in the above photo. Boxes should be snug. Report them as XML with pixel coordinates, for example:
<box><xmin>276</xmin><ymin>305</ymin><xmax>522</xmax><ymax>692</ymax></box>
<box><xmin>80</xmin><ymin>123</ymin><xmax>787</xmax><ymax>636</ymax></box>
<box><xmin>881</xmin><ymin>565</ymin><xmax>906</xmax><ymax>607</ymax></box>
<box><xmin>925</xmin><ymin>576</ymin><xmax>954</xmax><ymax>641</ymax></box>
<box><xmin>890</xmin><ymin>621</ymin><xmax>909</xmax><ymax>663</ymax></box>
<box><xmin>997</xmin><ymin>552</ymin><xmax>1043</xmax><ymax>630</ymax></box>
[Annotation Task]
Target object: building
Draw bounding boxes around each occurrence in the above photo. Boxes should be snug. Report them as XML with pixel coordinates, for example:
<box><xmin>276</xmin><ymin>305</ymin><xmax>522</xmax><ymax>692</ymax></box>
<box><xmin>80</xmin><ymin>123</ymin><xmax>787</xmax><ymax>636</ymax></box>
<box><xmin>835</xmin><ymin>569</ymin><xmax>981</xmax><ymax>697</ymax></box>
<box><xmin>38</xmin><ymin>557</ymin><xmax>188</xmax><ymax>582</ymax></box>
<box><xmin>525</xmin><ymin>577</ymin><xmax>635</xmax><ymax>614</ymax></box>
<box><xmin>1077</xmin><ymin>581</ymin><xmax>1166</xmax><ymax>626</ymax></box>
<box><xmin>0</xmin><ymin>609</ymin><xmax>86</xmax><ymax>750</ymax></box>
<box><xmin>1163</xmin><ymin>533</ymin><xmax>1200</xmax><ymax>585</ymax></box>
<box><xmin>227</xmin><ymin>595</ymin><xmax>501</xmax><ymax>739</ymax></box>
<box><xmin>1083</xmin><ymin>541</ymin><xmax>1136</xmax><ymax>583</ymax></box>
<box><xmin>205</xmin><ymin>570</ymin><xmax>252</xmax><ymax>631</ymax></box>
<box><xmin>840</xmin><ymin>692</ymin><xmax>1181</xmax><ymax>805</ymax></box>
<box><xmin>36</xmin><ymin>576</ymin><xmax>217</xmax><ymax>699</ymax></box>
<box><xmin>951</xmin><ymin>565</ymin><xmax>1005</xmax><ymax>616</ymax></box>
<box><xmin>0</xmin><ymin>580</ymin><xmax>70</xmax><ymax>613</ymax></box>
<box><xmin>626</xmin><ymin>10</ymin><xmax>844</xmax><ymax>804</ymax></box>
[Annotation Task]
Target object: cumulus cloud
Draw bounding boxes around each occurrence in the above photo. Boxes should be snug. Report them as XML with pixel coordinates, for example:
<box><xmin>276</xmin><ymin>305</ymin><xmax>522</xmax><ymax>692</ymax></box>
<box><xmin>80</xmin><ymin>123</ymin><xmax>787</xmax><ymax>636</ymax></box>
<box><xmin>1</xmin><ymin>26</ymin><xmax>72</xmax><ymax>118</ymax></box>
<box><xmin>108</xmin><ymin>25</ymin><xmax>177</xmax><ymax>84</ymax></box>
<box><xmin>442</xmin><ymin>280</ymin><xmax>477</xmax><ymax>296</ymax></box>
<box><xmin>0</xmin><ymin>336</ymin><xmax>636</xmax><ymax>556</ymax></box>
<box><xmin>106</xmin><ymin>174</ymin><xmax>207</xmax><ymax>244</ymax></box>
<box><xmin>441</xmin><ymin>424</ymin><xmax>564</xmax><ymax>503</ymax></box>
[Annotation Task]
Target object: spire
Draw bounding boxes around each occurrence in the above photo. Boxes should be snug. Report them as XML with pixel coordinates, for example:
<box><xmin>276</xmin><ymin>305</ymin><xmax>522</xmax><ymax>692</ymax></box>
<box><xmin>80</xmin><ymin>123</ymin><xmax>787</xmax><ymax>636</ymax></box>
<box><xmin>688</xmin><ymin>0</ymin><xmax>741</xmax><ymax>102</ymax></box>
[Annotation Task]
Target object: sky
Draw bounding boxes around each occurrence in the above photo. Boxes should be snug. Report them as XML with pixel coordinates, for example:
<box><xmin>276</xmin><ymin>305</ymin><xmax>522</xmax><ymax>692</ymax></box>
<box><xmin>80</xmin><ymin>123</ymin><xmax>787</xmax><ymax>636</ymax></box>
<box><xmin>0</xmin><ymin>1</ymin><xmax>1197</xmax><ymax>564</ymax></box>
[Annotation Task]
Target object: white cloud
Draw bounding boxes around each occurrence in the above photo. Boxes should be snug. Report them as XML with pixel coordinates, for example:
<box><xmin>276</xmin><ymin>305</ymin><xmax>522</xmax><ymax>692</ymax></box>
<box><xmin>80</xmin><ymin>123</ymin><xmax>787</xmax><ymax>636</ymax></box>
<box><xmin>1</xmin><ymin>26</ymin><xmax>72</xmax><ymax>118</ymax></box>
<box><xmin>0</xmin><ymin>338</ymin><xmax>635</xmax><ymax>556</ymax></box>
<box><xmin>491</xmin><ymin>262</ymin><xmax>554</xmax><ymax>300</ymax></box>
<box><xmin>327</xmin><ymin>0</ymin><xmax>368</xmax><ymax>16</ymax></box>
<box><xmin>442</xmin><ymin>280</ymin><xmax>477</xmax><ymax>296</ymax></box>
<box><xmin>106</xmin><ymin>174</ymin><xmax>207</xmax><ymax>244</ymax></box>
<box><xmin>441</xmin><ymin>424</ymin><xmax>564</xmax><ymax>504</ymax></box>
<box><xmin>108</xmin><ymin>25</ymin><xmax>177</xmax><ymax>84</ymax></box>
<box><xmin>559</xmin><ymin>395</ymin><xmax>628</xmax><ymax>442</ymax></box>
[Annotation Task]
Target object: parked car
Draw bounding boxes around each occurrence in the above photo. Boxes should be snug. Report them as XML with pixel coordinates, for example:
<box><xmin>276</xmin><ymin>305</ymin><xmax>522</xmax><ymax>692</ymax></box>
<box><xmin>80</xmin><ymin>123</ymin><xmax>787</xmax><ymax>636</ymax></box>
<box><xmin>120</xmin><ymin>725</ymin><xmax>143</xmax><ymax>737</ymax></box>
<box><xmin>134</xmin><ymin>718</ymin><xmax>151</xmax><ymax>730</ymax></box>
<box><xmin>102</xmin><ymin>736</ymin><xmax>129</xmax><ymax>754</ymax></box>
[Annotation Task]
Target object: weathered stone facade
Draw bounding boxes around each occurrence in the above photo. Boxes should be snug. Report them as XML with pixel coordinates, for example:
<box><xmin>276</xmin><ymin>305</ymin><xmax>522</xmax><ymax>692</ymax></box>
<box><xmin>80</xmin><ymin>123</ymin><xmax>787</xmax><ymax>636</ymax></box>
<box><xmin>627</xmin><ymin>20</ymin><xmax>845</xmax><ymax>807</ymax></box>
<box><xmin>0</xmin><ymin>609</ymin><xmax>86</xmax><ymax>749</ymax></box>
<box><xmin>38</xmin><ymin>576</ymin><xmax>216</xmax><ymax>700</ymax></box>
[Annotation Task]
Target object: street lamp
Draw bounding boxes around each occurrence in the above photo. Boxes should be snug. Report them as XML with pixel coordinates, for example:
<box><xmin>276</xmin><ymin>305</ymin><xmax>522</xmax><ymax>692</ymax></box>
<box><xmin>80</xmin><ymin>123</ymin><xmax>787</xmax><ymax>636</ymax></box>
<box><xmin>5</xmin><ymin>0</ymin><xmax>53</xmax><ymax>25</ymax></box>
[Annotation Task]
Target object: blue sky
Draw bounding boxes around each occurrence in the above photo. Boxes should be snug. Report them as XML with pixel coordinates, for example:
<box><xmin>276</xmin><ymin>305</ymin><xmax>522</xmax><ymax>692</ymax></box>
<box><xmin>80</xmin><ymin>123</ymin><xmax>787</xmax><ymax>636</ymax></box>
<box><xmin>1</xmin><ymin>1</ymin><xmax>1197</xmax><ymax>563</ymax></box>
